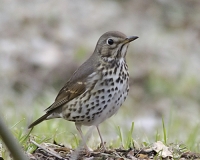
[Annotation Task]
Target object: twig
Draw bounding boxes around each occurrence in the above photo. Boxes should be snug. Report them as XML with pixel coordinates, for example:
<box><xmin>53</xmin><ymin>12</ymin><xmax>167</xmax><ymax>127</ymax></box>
<box><xmin>30</xmin><ymin>140</ymin><xmax>66</xmax><ymax>160</ymax></box>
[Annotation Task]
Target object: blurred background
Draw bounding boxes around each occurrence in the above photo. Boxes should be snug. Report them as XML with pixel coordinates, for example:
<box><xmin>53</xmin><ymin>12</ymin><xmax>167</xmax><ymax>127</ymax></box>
<box><xmin>1</xmin><ymin>0</ymin><xmax>200</xmax><ymax>150</ymax></box>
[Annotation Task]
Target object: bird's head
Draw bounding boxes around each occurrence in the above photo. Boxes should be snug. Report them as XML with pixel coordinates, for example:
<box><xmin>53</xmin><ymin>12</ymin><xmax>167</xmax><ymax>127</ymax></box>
<box><xmin>94</xmin><ymin>31</ymin><xmax>138</xmax><ymax>61</ymax></box>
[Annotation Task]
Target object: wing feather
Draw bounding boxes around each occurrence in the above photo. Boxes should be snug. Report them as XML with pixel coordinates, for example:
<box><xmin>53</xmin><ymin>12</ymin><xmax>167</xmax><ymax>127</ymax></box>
<box><xmin>45</xmin><ymin>81</ymin><xmax>86</xmax><ymax>112</ymax></box>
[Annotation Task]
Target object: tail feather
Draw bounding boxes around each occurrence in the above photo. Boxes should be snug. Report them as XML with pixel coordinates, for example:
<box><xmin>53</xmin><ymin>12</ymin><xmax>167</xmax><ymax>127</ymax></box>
<box><xmin>28</xmin><ymin>113</ymin><xmax>50</xmax><ymax>129</ymax></box>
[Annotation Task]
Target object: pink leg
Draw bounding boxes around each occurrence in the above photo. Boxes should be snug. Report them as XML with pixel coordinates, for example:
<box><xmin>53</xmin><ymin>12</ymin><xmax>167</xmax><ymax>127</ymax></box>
<box><xmin>96</xmin><ymin>125</ymin><xmax>106</xmax><ymax>151</ymax></box>
<box><xmin>75</xmin><ymin>123</ymin><xmax>90</xmax><ymax>152</ymax></box>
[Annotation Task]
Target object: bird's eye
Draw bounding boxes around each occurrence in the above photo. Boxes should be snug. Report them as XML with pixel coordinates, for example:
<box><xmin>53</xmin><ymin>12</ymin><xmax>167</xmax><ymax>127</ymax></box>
<box><xmin>107</xmin><ymin>38</ymin><xmax>114</xmax><ymax>45</ymax></box>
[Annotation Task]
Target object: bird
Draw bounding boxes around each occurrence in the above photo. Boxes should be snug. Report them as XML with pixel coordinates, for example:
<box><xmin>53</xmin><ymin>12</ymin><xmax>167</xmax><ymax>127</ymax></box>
<box><xmin>28</xmin><ymin>31</ymin><xmax>138</xmax><ymax>151</ymax></box>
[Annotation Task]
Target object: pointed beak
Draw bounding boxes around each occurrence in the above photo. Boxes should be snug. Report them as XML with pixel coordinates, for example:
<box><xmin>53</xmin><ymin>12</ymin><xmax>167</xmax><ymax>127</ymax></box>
<box><xmin>124</xmin><ymin>36</ymin><xmax>139</xmax><ymax>43</ymax></box>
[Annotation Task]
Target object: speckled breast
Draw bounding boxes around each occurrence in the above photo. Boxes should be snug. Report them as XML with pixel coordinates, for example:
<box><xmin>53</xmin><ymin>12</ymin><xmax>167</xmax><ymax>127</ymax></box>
<box><xmin>62</xmin><ymin>58</ymin><xmax>129</xmax><ymax>126</ymax></box>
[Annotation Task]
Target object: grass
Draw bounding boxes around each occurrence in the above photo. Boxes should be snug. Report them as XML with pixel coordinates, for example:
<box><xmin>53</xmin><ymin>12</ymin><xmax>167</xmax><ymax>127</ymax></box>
<box><xmin>116</xmin><ymin>122</ymin><xmax>134</xmax><ymax>149</ymax></box>
<box><xmin>162</xmin><ymin>117</ymin><xmax>167</xmax><ymax>144</ymax></box>
<box><xmin>0</xmin><ymin>108</ymin><xmax>200</xmax><ymax>159</ymax></box>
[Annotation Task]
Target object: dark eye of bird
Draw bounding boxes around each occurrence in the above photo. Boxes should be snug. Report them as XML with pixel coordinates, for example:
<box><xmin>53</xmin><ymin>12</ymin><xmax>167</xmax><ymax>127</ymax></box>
<box><xmin>107</xmin><ymin>38</ymin><xmax>114</xmax><ymax>45</ymax></box>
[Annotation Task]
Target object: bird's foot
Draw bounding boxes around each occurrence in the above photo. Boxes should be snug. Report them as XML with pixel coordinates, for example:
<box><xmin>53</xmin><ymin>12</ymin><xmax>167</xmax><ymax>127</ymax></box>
<box><xmin>80</xmin><ymin>146</ymin><xmax>93</xmax><ymax>156</ymax></box>
<box><xmin>98</xmin><ymin>142</ymin><xmax>107</xmax><ymax>152</ymax></box>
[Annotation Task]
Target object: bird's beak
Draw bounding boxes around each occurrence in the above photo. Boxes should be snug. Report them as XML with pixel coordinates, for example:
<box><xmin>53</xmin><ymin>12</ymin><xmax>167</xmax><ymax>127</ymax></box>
<box><xmin>124</xmin><ymin>36</ymin><xmax>139</xmax><ymax>43</ymax></box>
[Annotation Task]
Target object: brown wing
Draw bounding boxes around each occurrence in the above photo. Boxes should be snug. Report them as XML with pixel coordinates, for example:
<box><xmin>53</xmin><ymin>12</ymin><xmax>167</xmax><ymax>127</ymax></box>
<box><xmin>45</xmin><ymin>54</ymin><xmax>97</xmax><ymax>112</ymax></box>
<box><xmin>45</xmin><ymin>80</ymin><xmax>86</xmax><ymax>112</ymax></box>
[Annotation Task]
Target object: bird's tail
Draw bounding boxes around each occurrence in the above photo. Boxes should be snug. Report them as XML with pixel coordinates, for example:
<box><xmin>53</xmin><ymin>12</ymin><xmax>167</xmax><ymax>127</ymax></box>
<box><xmin>28</xmin><ymin>113</ymin><xmax>50</xmax><ymax>129</ymax></box>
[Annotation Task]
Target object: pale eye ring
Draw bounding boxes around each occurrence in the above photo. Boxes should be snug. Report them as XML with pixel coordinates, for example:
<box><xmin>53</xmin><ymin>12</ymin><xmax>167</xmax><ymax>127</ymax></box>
<box><xmin>107</xmin><ymin>38</ymin><xmax>114</xmax><ymax>45</ymax></box>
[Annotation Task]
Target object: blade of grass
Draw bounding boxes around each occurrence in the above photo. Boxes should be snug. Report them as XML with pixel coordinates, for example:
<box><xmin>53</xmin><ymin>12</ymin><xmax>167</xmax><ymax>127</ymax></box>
<box><xmin>155</xmin><ymin>130</ymin><xmax>160</xmax><ymax>142</ymax></box>
<box><xmin>116</xmin><ymin>126</ymin><xmax>124</xmax><ymax>148</ymax></box>
<box><xmin>19</xmin><ymin>128</ymin><xmax>33</xmax><ymax>144</ymax></box>
<box><xmin>126</xmin><ymin>122</ymin><xmax>134</xmax><ymax>148</ymax></box>
<box><xmin>162</xmin><ymin>117</ymin><xmax>167</xmax><ymax>144</ymax></box>
<box><xmin>10</xmin><ymin>118</ymin><xmax>25</xmax><ymax>129</ymax></box>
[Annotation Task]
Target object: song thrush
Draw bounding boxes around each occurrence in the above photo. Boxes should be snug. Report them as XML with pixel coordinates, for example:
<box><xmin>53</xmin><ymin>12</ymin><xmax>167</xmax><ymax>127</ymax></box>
<box><xmin>28</xmin><ymin>31</ymin><xmax>138</xmax><ymax>151</ymax></box>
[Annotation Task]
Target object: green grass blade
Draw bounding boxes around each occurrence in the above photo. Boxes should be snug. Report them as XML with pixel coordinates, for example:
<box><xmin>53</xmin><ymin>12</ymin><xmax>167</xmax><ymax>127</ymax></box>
<box><xmin>162</xmin><ymin>117</ymin><xmax>167</xmax><ymax>144</ymax></box>
<box><xmin>126</xmin><ymin>122</ymin><xmax>134</xmax><ymax>148</ymax></box>
<box><xmin>116</xmin><ymin>126</ymin><xmax>124</xmax><ymax>147</ymax></box>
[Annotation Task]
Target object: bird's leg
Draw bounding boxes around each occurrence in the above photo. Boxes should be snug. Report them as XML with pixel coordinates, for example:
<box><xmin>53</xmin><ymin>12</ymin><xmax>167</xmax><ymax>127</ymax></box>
<box><xmin>75</xmin><ymin>123</ymin><xmax>90</xmax><ymax>152</ymax></box>
<box><xmin>96</xmin><ymin>125</ymin><xmax>106</xmax><ymax>151</ymax></box>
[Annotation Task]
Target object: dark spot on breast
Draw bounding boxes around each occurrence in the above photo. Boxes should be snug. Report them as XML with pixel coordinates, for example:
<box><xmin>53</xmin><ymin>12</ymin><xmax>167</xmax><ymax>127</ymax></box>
<box><xmin>116</xmin><ymin>77</ymin><xmax>120</xmax><ymax>83</ymax></box>
<box><xmin>86</xmin><ymin>116</ymin><xmax>90</xmax><ymax>119</ymax></box>
<box><xmin>104</xmin><ymin>79</ymin><xmax>109</xmax><ymax>85</ymax></box>
<box><xmin>120</xmin><ymin>65</ymin><xmax>123</xmax><ymax>71</ymax></box>
<box><xmin>108</xmin><ymin>94</ymin><xmax>112</xmax><ymax>98</ymax></box>
<box><xmin>86</xmin><ymin>104</ymin><xmax>89</xmax><ymax>108</ymax></box>
<box><xmin>78</xmin><ymin>107</ymin><xmax>82</xmax><ymax>113</ymax></box>
<box><xmin>120</xmin><ymin>80</ymin><xmax>123</xmax><ymax>84</ymax></box>
<box><xmin>101</xmin><ymin>96</ymin><xmax>104</xmax><ymax>99</ymax></box>
<box><xmin>91</xmin><ymin>106</ymin><xmax>95</xmax><ymax>110</ymax></box>
<box><xmin>107</xmin><ymin>99</ymin><xmax>111</xmax><ymax>102</ymax></box>
<box><xmin>81</xmin><ymin>115</ymin><xmax>85</xmax><ymax>118</ymax></box>
<box><xmin>111</xmin><ymin>82</ymin><xmax>114</xmax><ymax>86</ymax></box>
<box><xmin>114</xmin><ymin>67</ymin><xmax>117</xmax><ymax>74</ymax></box>
<box><xmin>91</xmin><ymin>102</ymin><xmax>94</xmax><ymax>105</ymax></box>
<box><xmin>109</xmin><ymin>78</ymin><xmax>113</xmax><ymax>82</ymax></box>
<box><xmin>66</xmin><ymin>113</ymin><xmax>71</xmax><ymax>118</ymax></box>
<box><xmin>103</xmin><ymin>105</ymin><xmax>107</xmax><ymax>109</ymax></box>
<box><xmin>102</xmin><ymin>100</ymin><xmax>105</xmax><ymax>104</ymax></box>
<box><xmin>109</xmin><ymin>70</ymin><xmax>112</xmax><ymax>75</ymax></box>
<box><xmin>107</xmin><ymin>89</ymin><xmax>110</xmax><ymax>93</ymax></box>
<box><xmin>115</xmin><ymin>87</ymin><xmax>118</xmax><ymax>90</ymax></box>
<box><xmin>96</xmin><ymin>95</ymin><xmax>99</xmax><ymax>99</ymax></box>
<box><xmin>86</xmin><ymin>111</ymin><xmax>89</xmax><ymax>115</ymax></box>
